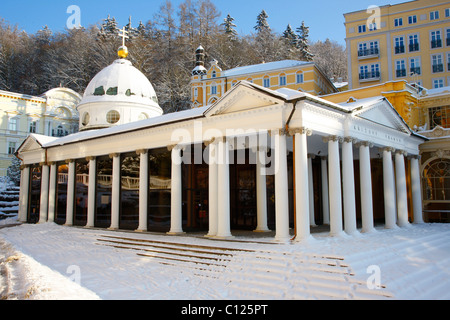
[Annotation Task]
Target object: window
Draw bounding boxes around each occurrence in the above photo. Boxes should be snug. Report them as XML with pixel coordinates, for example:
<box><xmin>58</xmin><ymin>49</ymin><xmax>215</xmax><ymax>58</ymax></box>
<box><xmin>430</xmin><ymin>11</ymin><xmax>439</xmax><ymax>20</ymax></box>
<box><xmin>446</xmin><ymin>8</ymin><xmax>450</xmax><ymax>17</ymax></box>
<box><xmin>448</xmin><ymin>53</ymin><xmax>450</xmax><ymax>71</ymax></box>
<box><xmin>408</xmin><ymin>34</ymin><xmax>419</xmax><ymax>52</ymax></box>
<box><xmin>211</xmin><ymin>85</ymin><xmax>217</xmax><ymax>95</ymax></box>
<box><xmin>408</xmin><ymin>15</ymin><xmax>417</xmax><ymax>24</ymax></box>
<box><xmin>193</xmin><ymin>87</ymin><xmax>198</xmax><ymax>98</ymax></box>
<box><xmin>394</xmin><ymin>36</ymin><xmax>405</xmax><ymax>54</ymax></box>
<box><xmin>358</xmin><ymin>41</ymin><xmax>379</xmax><ymax>57</ymax></box>
<box><xmin>279</xmin><ymin>74</ymin><xmax>286</xmax><ymax>86</ymax></box>
<box><xmin>138</xmin><ymin>113</ymin><xmax>149</xmax><ymax>120</ymax></box>
<box><xmin>423</xmin><ymin>159</ymin><xmax>450</xmax><ymax>202</ymax></box>
<box><xmin>410</xmin><ymin>57</ymin><xmax>421</xmax><ymax>75</ymax></box>
<box><xmin>263</xmin><ymin>77</ymin><xmax>270</xmax><ymax>88</ymax></box>
<box><xmin>8</xmin><ymin>117</ymin><xmax>18</xmax><ymax>131</ymax></box>
<box><xmin>82</xmin><ymin>113</ymin><xmax>90</xmax><ymax>126</ymax></box>
<box><xmin>433</xmin><ymin>78</ymin><xmax>444</xmax><ymax>88</ymax></box>
<box><xmin>106</xmin><ymin>110</ymin><xmax>120</xmax><ymax>124</ymax></box>
<box><xmin>394</xmin><ymin>18</ymin><xmax>403</xmax><ymax>27</ymax></box>
<box><xmin>29</xmin><ymin>121</ymin><xmax>37</xmax><ymax>133</ymax></box>
<box><xmin>428</xmin><ymin>105</ymin><xmax>450</xmax><ymax>129</ymax></box>
<box><xmin>432</xmin><ymin>54</ymin><xmax>444</xmax><ymax>73</ymax></box>
<box><xmin>431</xmin><ymin>30</ymin><xmax>442</xmax><ymax>48</ymax></box>
<box><xmin>212</xmin><ymin>71</ymin><xmax>216</xmax><ymax>78</ymax></box>
<box><xmin>446</xmin><ymin>28</ymin><xmax>450</xmax><ymax>46</ymax></box>
<box><xmin>296</xmin><ymin>73</ymin><xmax>304</xmax><ymax>84</ymax></box>
<box><xmin>368</xmin><ymin>22</ymin><xmax>377</xmax><ymax>31</ymax></box>
<box><xmin>358</xmin><ymin>25</ymin><xmax>366</xmax><ymax>33</ymax></box>
<box><xmin>359</xmin><ymin>64</ymin><xmax>380</xmax><ymax>80</ymax></box>
<box><xmin>8</xmin><ymin>142</ymin><xmax>16</xmax><ymax>155</ymax></box>
<box><xmin>396</xmin><ymin>60</ymin><xmax>406</xmax><ymax>77</ymax></box>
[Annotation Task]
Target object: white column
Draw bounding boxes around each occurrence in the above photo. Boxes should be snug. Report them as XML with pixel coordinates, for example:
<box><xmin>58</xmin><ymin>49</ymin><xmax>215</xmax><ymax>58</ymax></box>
<box><xmin>86</xmin><ymin>157</ymin><xmax>96</xmax><ymax>228</ymax></box>
<box><xmin>207</xmin><ymin>140</ymin><xmax>218</xmax><ymax>236</ymax></box>
<box><xmin>326</xmin><ymin>136</ymin><xmax>344</xmax><ymax>236</ymax></box>
<box><xmin>18</xmin><ymin>166</ymin><xmax>30</xmax><ymax>223</ymax></box>
<box><xmin>216</xmin><ymin>137</ymin><xmax>232</xmax><ymax>238</ymax></box>
<box><xmin>48</xmin><ymin>163</ymin><xmax>57</xmax><ymax>223</ymax></box>
<box><xmin>137</xmin><ymin>150</ymin><xmax>148</xmax><ymax>232</ymax></box>
<box><xmin>38</xmin><ymin>163</ymin><xmax>50</xmax><ymax>223</ymax></box>
<box><xmin>359</xmin><ymin>141</ymin><xmax>375</xmax><ymax>233</ymax></box>
<box><xmin>382</xmin><ymin>147</ymin><xmax>397</xmax><ymax>229</ymax></box>
<box><xmin>110</xmin><ymin>153</ymin><xmax>121</xmax><ymax>230</ymax></box>
<box><xmin>321</xmin><ymin>157</ymin><xmax>330</xmax><ymax>225</ymax></box>
<box><xmin>395</xmin><ymin>150</ymin><xmax>409</xmax><ymax>227</ymax></box>
<box><xmin>308</xmin><ymin>154</ymin><xmax>317</xmax><ymax>227</ymax></box>
<box><xmin>342</xmin><ymin>137</ymin><xmax>357</xmax><ymax>235</ymax></box>
<box><xmin>410</xmin><ymin>155</ymin><xmax>424</xmax><ymax>224</ymax></box>
<box><xmin>65</xmin><ymin>160</ymin><xmax>75</xmax><ymax>226</ymax></box>
<box><xmin>255</xmin><ymin>146</ymin><xmax>269</xmax><ymax>232</ymax></box>
<box><xmin>168</xmin><ymin>146</ymin><xmax>184</xmax><ymax>235</ymax></box>
<box><xmin>293</xmin><ymin>128</ymin><xmax>311</xmax><ymax>241</ymax></box>
<box><xmin>274</xmin><ymin>129</ymin><xmax>290</xmax><ymax>242</ymax></box>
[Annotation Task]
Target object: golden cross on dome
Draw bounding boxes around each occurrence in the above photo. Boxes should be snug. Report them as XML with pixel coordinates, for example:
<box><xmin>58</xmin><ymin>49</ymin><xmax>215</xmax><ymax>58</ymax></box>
<box><xmin>117</xmin><ymin>27</ymin><xmax>129</xmax><ymax>58</ymax></box>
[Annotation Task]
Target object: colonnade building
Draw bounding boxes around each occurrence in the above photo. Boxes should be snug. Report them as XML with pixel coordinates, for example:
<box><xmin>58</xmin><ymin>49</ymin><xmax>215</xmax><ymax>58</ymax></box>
<box><xmin>16</xmin><ymin>47</ymin><xmax>426</xmax><ymax>241</ymax></box>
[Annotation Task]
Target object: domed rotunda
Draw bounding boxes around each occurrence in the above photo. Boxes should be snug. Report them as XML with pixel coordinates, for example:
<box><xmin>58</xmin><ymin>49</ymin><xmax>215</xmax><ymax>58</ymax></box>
<box><xmin>77</xmin><ymin>46</ymin><xmax>163</xmax><ymax>131</ymax></box>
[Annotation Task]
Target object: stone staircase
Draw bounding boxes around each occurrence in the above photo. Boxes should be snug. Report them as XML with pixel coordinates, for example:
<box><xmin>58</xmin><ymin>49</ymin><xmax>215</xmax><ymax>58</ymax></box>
<box><xmin>0</xmin><ymin>186</ymin><xmax>20</xmax><ymax>220</ymax></box>
<box><xmin>95</xmin><ymin>234</ymin><xmax>394</xmax><ymax>300</ymax></box>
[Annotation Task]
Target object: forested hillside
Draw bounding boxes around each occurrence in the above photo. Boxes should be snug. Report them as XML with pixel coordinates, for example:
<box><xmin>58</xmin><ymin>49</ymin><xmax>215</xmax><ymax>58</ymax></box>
<box><xmin>0</xmin><ymin>0</ymin><xmax>346</xmax><ymax>113</ymax></box>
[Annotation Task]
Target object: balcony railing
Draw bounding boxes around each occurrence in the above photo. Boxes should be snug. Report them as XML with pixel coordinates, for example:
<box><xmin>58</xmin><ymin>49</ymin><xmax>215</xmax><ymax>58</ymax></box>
<box><xmin>410</xmin><ymin>67</ymin><xmax>421</xmax><ymax>75</ymax></box>
<box><xmin>409</xmin><ymin>43</ymin><xmax>419</xmax><ymax>52</ymax></box>
<box><xmin>431</xmin><ymin>39</ymin><xmax>442</xmax><ymax>48</ymax></box>
<box><xmin>432</xmin><ymin>64</ymin><xmax>444</xmax><ymax>73</ymax></box>
<box><xmin>358</xmin><ymin>47</ymin><xmax>379</xmax><ymax>58</ymax></box>
<box><xmin>395</xmin><ymin>45</ymin><xmax>405</xmax><ymax>54</ymax></box>
<box><xmin>359</xmin><ymin>71</ymin><xmax>380</xmax><ymax>81</ymax></box>
<box><xmin>396</xmin><ymin>69</ymin><xmax>407</xmax><ymax>77</ymax></box>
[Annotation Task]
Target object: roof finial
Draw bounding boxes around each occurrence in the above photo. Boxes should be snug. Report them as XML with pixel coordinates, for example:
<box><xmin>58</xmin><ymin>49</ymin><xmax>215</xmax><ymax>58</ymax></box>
<box><xmin>118</xmin><ymin>26</ymin><xmax>129</xmax><ymax>58</ymax></box>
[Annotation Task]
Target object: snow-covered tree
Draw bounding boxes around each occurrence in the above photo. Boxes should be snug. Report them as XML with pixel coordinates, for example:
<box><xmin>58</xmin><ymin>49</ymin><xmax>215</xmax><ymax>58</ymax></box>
<box><xmin>311</xmin><ymin>38</ymin><xmax>347</xmax><ymax>81</ymax></box>
<box><xmin>221</xmin><ymin>14</ymin><xmax>238</xmax><ymax>41</ymax></box>
<box><xmin>7</xmin><ymin>156</ymin><xmax>21</xmax><ymax>186</ymax></box>
<box><xmin>254</xmin><ymin>10</ymin><xmax>270</xmax><ymax>33</ymax></box>
<box><xmin>296</xmin><ymin>21</ymin><xmax>314</xmax><ymax>61</ymax></box>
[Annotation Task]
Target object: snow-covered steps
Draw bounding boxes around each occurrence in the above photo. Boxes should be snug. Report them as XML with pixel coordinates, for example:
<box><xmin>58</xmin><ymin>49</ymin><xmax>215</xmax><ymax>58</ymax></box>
<box><xmin>222</xmin><ymin>250</ymin><xmax>394</xmax><ymax>300</ymax></box>
<box><xmin>95</xmin><ymin>235</ymin><xmax>248</xmax><ymax>278</ymax></box>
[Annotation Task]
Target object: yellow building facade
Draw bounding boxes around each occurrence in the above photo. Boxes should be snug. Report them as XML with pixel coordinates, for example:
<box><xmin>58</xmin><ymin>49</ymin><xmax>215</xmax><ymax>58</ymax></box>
<box><xmin>190</xmin><ymin>47</ymin><xmax>337</xmax><ymax>108</ymax></box>
<box><xmin>344</xmin><ymin>0</ymin><xmax>450</xmax><ymax>90</ymax></box>
<box><xmin>0</xmin><ymin>88</ymin><xmax>81</xmax><ymax>176</ymax></box>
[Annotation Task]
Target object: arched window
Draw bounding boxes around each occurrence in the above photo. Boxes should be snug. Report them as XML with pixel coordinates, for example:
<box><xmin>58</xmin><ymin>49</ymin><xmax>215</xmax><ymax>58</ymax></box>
<box><xmin>82</xmin><ymin>113</ymin><xmax>90</xmax><ymax>126</ymax></box>
<box><xmin>279</xmin><ymin>73</ymin><xmax>287</xmax><ymax>86</ymax></box>
<box><xmin>423</xmin><ymin>158</ymin><xmax>450</xmax><ymax>201</ymax></box>
<box><xmin>263</xmin><ymin>76</ymin><xmax>270</xmax><ymax>88</ymax></box>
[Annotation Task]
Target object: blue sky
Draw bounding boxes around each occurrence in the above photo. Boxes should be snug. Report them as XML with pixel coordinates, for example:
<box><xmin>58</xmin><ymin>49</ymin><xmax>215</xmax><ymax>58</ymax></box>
<box><xmin>0</xmin><ymin>0</ymin><xmax>408</xmax><ymax>45</ymax></box>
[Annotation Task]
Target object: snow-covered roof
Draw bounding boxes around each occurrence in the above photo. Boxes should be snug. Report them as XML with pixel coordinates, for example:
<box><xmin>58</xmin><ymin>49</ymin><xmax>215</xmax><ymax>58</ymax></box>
<box><xmin>222</xmin><ymin>60</ymin><xmax>311</xmax><ymax>77</ymax></box>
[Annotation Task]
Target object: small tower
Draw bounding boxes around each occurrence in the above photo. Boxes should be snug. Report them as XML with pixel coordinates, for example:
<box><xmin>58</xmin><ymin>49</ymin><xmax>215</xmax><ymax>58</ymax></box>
<box><xmin>192</xmin><ymin>45</ymin><xmax>207</xmax><ymax>76</ymax></box>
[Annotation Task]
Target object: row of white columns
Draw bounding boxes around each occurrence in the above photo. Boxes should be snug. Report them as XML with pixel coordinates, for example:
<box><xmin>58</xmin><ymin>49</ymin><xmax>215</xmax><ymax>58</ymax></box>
<box><xmin>18</xmin><ymin>129</ymin><xmax>424</xmax><ymax>241</ymax></box>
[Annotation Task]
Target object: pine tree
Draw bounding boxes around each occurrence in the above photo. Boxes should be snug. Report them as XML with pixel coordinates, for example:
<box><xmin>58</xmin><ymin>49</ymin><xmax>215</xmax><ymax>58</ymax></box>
<box><xmin>221</xmin><ymin>14</ymin><xmax>238</xmax><ymax>41</ymax></box>
<box><xmin>254</xmin><ymin>10</ymin><xmax>270</xmax><ymax>33</ymax></box>
<box><xmin>296</xmin><ymin>21</ymin><xmax>314</xmax><ymax>61</ymax></box>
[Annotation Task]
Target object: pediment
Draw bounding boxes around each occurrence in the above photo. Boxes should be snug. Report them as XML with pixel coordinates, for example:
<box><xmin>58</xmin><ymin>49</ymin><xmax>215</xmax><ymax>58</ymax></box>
<box><xmin>352</xmin><ymin>98</ymin><xmax>410</xmax><ymax>133</ymax></box>
<box><xmin>204</xmin><ymin>81</ymin><xmax>284</xmax><ymax>117</ymax></box>
<box><xmin>16</xmin><ymin>134</ymin><xmax>57</xmax><ymax>155</ymax></box>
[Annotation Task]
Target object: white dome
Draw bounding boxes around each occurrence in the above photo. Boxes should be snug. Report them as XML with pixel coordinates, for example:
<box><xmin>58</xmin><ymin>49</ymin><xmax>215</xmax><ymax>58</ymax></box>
<box><xmin>77</xmin><ymin>58</ymin><xmax>163</xmax><ymax>131</ymax></box>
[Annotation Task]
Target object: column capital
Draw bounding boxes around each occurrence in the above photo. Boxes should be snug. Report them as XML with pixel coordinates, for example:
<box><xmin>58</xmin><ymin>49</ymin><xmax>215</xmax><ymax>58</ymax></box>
<box><xmin>356</xmin><ymin>141</ymin><xmax>374</xmax><ymax>148</ymax></box>
<box><xmin>343</xmin><ymin>136</ymin><xmax>356</xmax><ymax>144</ymax></box>
<box><xmin>86</xmin><ymin>156</ymin><xmax>96</xmax><ymax>161</ymax></box>
<box><xmin>19</xmin><ymin>164</ymin><xmax>30</xmax><ymax>170</ymax></box>
<box><xmin>322</xmin><ymin>135</ymin><xmax>343</xmax><ymax>143</ymax></box>
<box><xmin>380</xmin><ymin>146</ymin><xmax>395</xmax><ymax>153</ymax></box>
<box><xmin>39</xmin><ymin>161</ymin><xmax>48</xmax><ymax>166</ymax></box>
<box><xmin>109</xmin><ymin>153</ymin><xmax>120</xmax><ymax>159</ymax></box>
<box><xmin>307</xmin><ymin>153</ymin><xmax>316</xmax><ymax>159</ymax></box>
<box><xmin>203</xmin><ymin>137</ymin><xmax>217</xmax><ymax>147</ymax></box>
<box><xmin>408</xmin><ymin>154</ymin><xmax>421</xmax><ymax>160</ymax></box>
<box><xmin>395</xmin><ymin>149</ymin><xmax>408</xmax><ymax>156</ymax></box>
<box><xmin>270</xmin><ymin>128</ymin><xmax>287</xmax><ymax>136</ymax></box>
<box><xmin>65</xmin><ymin>159</ymin><xmax>75</xmax><ymax>164</ymax></box>
<box><xmin>135</xmin><ymin>149</ymin><xmax>148</xmax><ymax>155</ymax></box>
<box><xmin>288</xmin><ymin>127</ymin><xmax>312</xmax><ymax>136</ymax></box>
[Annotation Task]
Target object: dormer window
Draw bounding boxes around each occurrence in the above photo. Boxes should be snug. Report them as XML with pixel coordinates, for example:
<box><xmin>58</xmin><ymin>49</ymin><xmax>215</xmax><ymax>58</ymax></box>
<box><xmin>106</xmin><ymin>87</ymin><xmax>118</xmax><ymax>96</ymax></box>
<box><xmin>94</xmin><ymin>86</ymin><xmax>105</xmax><ymax>96</ymax></box>
<box><xmin>212</xmin><ymin>70</ymin><xmax>217</xmax><ymax>78</ymax></box>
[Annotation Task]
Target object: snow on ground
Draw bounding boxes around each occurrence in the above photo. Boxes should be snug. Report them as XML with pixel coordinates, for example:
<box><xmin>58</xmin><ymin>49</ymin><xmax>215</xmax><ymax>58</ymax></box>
<box><xmin>0</xmin><ymin>218</ymin><xmax>449</xmax><ymax>300</ymax></box>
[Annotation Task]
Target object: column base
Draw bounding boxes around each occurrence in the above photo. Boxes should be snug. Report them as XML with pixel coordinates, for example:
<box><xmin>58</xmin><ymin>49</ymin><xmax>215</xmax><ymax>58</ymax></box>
<box><xmin>135</xmin><ymin>228</ymin><xmax>147</xmax><ymax>233</ymax></box>
<box><xmin>166</xmin><ymin>231</ymin><xmax>186</xmax><ymax>235</ymax></box>
<box><xmin>214</xmin><ymin>235</ymin><xmax>234</xmax><ymax>240</ymax></box>
<box><xmin>253</xmin><ymin>228</ymin><xmax>271</xmax><ymax>233</ymax></box>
